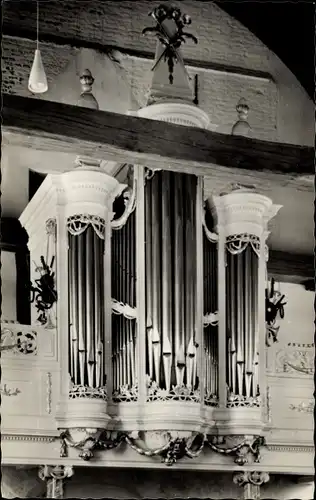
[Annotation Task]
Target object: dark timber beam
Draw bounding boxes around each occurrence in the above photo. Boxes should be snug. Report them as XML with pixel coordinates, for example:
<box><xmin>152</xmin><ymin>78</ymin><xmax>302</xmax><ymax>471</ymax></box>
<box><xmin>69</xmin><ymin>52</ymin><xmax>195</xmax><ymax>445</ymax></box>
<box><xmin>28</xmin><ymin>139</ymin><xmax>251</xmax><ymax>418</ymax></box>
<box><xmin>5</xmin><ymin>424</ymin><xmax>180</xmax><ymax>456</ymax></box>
<box><xmin>267</xmin><ymin>250</ymin><xmax>314</xmax><ymax>286</ymax></box>
<box><xmin>3</xmin><ymin>94</ymin><xmax>313</xmax><ymax>176</ymax></box>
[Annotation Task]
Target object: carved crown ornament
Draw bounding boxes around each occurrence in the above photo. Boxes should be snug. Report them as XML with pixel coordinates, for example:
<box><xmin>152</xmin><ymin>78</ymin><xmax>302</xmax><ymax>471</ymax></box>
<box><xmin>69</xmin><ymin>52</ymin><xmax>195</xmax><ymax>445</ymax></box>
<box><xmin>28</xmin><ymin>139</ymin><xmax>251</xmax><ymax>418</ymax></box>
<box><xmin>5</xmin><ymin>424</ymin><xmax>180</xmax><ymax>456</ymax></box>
<box><xmin>142</xmin><ymin>4</ymin><xmax>197</xmax><ymax>85</ymax></box>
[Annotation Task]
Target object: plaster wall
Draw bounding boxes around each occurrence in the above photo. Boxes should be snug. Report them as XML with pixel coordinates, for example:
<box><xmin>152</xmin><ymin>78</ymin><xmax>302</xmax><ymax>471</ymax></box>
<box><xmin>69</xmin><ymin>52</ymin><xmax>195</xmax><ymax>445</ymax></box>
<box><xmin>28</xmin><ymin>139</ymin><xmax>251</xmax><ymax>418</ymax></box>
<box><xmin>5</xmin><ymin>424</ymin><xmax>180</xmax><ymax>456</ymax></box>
<box><xmin>1</xmin><ymin>252</ymin><xmax>17</xmax><ymax>322</ymax></box>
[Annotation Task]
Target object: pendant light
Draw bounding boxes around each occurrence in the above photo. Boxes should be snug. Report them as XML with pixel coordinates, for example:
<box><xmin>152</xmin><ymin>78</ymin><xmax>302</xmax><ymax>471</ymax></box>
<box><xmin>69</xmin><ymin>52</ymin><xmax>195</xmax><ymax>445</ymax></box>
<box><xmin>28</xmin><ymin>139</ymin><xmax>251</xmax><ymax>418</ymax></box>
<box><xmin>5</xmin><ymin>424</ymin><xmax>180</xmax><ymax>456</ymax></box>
<box><xmin>28</xmin><ymin>1</ymin><xmax>48</xmax><ymax>94</ymax></box>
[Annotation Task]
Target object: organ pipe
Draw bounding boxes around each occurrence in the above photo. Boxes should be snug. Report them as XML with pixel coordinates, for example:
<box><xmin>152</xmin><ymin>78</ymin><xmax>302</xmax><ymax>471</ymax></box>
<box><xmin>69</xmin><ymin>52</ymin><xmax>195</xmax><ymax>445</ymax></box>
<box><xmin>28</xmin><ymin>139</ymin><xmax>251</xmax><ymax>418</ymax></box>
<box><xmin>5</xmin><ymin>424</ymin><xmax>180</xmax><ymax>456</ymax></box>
<box><xmin>111</xmin><ymin>187</ymin><xmax>137</xmax><ymax>400</ymax></box>
<box><xmin>226</xmin><ymin>244</ymin><xmax>259</xmax><ymax>400</ymax></box>
<box><xmin>68</xmin><ymin>225</ymin><xmax>105</xmax><ymax>389</ymax></box>
<box><xmin>143</xmin><ymin>170</ymin><xmax>200</xmax><ymax>398</ymax></box>
<box><xmin>203</xmin><ymin>216</ymin><xmax>218</xmax><ymax>405</ymax></box>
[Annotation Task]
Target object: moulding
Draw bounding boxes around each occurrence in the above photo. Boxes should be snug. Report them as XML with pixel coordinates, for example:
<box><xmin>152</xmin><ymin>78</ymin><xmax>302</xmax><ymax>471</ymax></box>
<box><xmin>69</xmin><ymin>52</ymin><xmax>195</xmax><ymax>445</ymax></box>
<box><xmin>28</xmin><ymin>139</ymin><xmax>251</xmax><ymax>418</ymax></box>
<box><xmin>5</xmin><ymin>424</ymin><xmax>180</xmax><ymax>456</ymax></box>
<box><xmin>2</xmin><ymin>434</ymin><xmax>57</xmax><ymax>443</ymax></box>
<box><xmin>132</xmin><ymin>102</ymin><xmax>210</xmax><ymax>129</ymax></box>
<box><xmin>266</xmin><ymin>444</ymin><xmax>313</xmax><ymax>453</ymax></box>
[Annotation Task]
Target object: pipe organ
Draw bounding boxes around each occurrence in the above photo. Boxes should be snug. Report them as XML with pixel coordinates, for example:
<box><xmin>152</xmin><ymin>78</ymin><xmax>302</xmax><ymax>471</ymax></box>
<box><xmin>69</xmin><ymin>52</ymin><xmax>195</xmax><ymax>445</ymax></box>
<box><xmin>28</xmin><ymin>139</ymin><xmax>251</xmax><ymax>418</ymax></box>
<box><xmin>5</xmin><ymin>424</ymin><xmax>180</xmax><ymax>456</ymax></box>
<box><xmin>19</xmin><ymin>103</ymin><xmax>281</xmax><ymax>462</ymax></box>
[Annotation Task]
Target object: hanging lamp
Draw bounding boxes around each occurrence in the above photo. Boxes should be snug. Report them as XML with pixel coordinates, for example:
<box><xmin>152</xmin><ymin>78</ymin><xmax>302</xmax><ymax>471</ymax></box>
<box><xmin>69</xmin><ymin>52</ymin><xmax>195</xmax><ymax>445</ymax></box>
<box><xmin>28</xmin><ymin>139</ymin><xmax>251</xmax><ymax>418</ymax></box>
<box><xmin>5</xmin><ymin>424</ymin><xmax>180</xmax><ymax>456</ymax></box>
<box><xmin>28</xmin><ymin>1</ymin><xmax>48</xmax><ymax>94</ymax></box>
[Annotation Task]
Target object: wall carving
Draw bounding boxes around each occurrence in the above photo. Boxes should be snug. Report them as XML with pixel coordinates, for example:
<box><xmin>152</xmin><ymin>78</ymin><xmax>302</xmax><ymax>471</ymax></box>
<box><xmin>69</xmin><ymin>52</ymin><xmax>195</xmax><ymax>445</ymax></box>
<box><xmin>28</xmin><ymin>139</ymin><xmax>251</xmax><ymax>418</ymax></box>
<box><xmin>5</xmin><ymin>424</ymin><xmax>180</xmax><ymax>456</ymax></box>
<box><xmin>47</xmin><ymin>372</ymin><xmax>52</xmax><ymax>414</ymax></box>
<box><xmin>275</xmin><ymin>347</ymin><xmax>314</xmax><ymax>375</ymax></box>
<box><xmin>1</xmin><ymin>326</ymin><xmax>37</xmax><ymax>355</ymax></box>
<box><xmin>289</xmin><ymin>400</ymin><xmax>314</xmax><ymax>414</ymax></box>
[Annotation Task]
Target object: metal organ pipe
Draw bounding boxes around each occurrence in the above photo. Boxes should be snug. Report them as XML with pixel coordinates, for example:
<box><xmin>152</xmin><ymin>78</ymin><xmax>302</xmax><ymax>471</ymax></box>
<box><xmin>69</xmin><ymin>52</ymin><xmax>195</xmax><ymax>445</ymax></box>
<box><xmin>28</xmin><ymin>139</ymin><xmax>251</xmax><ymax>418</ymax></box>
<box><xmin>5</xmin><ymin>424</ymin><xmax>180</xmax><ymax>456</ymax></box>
<box><xmin>111</xmin><ymin>186</ymin><xmax>138</xmax><ymax>401</ymax></box>
<box><xmin>142</xmin><ymin>171</ymin><xmax>200</xmax><ymax>400</ymax></box>
<box><xmin>203</xmin><ymin>215</ymin><xmax>218</xmax><ymax>406</ymax></box>
<box><xmin>225</xmin><ymin>240</ymin><xmax>259</xmax><ymax>402</ymax></box>
<box><xmin>68</xmin><ymin>222</ymin><xmax>106</xmax><ymax>390</ymax></box>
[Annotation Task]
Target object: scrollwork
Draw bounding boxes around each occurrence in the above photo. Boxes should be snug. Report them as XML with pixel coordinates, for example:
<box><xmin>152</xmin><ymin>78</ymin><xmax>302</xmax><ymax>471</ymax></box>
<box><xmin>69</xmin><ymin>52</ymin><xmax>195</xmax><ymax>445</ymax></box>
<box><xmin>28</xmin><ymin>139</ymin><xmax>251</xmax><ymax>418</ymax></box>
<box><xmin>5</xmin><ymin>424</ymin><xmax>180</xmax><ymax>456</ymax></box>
<box><xmin>202</xmin><ymin>206</ymin><xmax>218</xmax><ymax>243</ymax></box>
<box><xmin>67</xmin><ymin>214</ymin><xmax>105</xmax><ymax>239</ymax></box>
<box><xmin>111</xmin><ymin>299</ymin><xmax>137</xmax><ymax>320</ymax></box>
<box><xmin>111</xmin><ymin>176</ymin><xmax>137</xmax><ymax>230</ymax></box>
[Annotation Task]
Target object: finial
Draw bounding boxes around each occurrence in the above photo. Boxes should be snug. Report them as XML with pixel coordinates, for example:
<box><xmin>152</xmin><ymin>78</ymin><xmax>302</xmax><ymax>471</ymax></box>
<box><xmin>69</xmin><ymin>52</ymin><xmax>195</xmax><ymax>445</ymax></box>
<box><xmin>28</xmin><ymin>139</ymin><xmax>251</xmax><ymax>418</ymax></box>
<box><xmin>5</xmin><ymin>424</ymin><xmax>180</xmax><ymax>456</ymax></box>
<box><xmin>231</xmin><ymin>98</ymin><xmax>252</xmax><ymax>137</ymax></box>
<box><xmin>77</xmin><ymin>69</ymin><xmax>99</xmax><ymax>110</ymax></box>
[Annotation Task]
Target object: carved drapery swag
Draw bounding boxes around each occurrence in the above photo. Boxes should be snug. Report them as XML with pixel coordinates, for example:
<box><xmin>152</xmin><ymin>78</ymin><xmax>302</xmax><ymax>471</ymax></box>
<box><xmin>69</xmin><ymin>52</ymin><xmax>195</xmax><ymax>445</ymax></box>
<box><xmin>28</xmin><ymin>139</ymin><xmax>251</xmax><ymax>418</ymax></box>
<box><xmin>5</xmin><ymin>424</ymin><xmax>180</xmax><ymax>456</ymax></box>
<box><xmin>67</xmin><ymin>214</ymin><xmax>106</xmax><ymax>239</ymax></box>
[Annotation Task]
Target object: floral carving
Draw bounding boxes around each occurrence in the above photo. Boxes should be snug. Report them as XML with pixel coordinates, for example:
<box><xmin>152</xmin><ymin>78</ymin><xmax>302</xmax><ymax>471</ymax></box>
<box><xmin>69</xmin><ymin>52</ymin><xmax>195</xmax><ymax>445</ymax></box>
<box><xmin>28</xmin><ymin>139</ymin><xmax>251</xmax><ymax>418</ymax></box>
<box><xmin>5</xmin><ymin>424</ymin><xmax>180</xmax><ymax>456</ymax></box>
<box><xmin>69</xmin><ymin>384</ymin><xmax>107</xmax><ymax>401</ymax></box>
<box><xmin>289</xmin><ymin>400</ymin><xmax>314</xmax><ymax>414</ymax></box>
<box><xmin>112</xmin><ymin>383</ymin><xmax>138</xmax><ymax>402</ymax></box>
<box><xmin>227</xmin><ymin>393</ymin><xmax>261</xmax><ymax>408</ymax></box>
<box><xmin>146</xmin><ymin>379</ymin><xmax>200</xmax><ymax>402</ymax></box>
<box><xmin>1</xmin><ymin>384</ymin><xmax>21</xmax><ymax>397</ymax></box>
<box><xmin>204</xmin><ymin>392</ymin><xmax>219</xmax><ymax>407</ymax></box>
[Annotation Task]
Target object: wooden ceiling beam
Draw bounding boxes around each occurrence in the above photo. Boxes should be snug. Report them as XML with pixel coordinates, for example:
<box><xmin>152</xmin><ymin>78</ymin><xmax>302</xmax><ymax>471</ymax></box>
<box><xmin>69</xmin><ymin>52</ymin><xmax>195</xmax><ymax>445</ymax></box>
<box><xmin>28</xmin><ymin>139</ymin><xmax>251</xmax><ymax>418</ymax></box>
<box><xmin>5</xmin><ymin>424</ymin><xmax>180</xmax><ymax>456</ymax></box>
<box><xmin>3</xmin><ymin>94</ymin><xmax>313</xmax><ymax>176</ymax></box>
<box><xmin>267</xmin><ymin>250</ymin><xmax>314</xmax><ymax>286</ymax></box>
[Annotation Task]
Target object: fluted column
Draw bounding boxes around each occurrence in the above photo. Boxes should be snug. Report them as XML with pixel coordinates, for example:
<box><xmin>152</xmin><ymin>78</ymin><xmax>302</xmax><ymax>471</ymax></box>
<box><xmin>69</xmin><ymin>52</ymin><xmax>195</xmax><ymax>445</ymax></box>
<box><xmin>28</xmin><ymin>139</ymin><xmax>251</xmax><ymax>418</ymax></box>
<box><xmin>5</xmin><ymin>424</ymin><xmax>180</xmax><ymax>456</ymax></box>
<box><xmin>209</xmin><ymin>190</ymin><xmax>281</xmax><ymax>435</ymax></box>
<box><xmin>233</xmin><ymin>471</ymin><xmax>270</xmax><ymax>500</ymax></box>
<box><xmin>39</xmin><ymin>465</ymin><xmax>73</xmax><ymax>499</ymax></box>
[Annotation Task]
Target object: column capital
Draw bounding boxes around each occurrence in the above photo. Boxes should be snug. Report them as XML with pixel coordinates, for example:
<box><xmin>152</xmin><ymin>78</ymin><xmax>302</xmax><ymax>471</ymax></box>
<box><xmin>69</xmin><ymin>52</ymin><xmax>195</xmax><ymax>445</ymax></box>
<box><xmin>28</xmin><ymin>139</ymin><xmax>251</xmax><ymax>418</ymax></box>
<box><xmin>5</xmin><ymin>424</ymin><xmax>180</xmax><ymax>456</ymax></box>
<box><xmin>233</xmin><ymin>471</ymin><xmax>270</xmax><ymax>500</ymax></box>
<box><xmin>233</xmin><ymin>471</ymin><xmax>270</xmax><ymax>487</ymax></box>
<box><xmin>39</xmin><ymin>465</ymin><xmax>74</xmax><ymax>499</ymax></box>
<box><xmin>38</xmin><ymin>464</ymin><xmax>74</xmax><ymax>481</ymax></box>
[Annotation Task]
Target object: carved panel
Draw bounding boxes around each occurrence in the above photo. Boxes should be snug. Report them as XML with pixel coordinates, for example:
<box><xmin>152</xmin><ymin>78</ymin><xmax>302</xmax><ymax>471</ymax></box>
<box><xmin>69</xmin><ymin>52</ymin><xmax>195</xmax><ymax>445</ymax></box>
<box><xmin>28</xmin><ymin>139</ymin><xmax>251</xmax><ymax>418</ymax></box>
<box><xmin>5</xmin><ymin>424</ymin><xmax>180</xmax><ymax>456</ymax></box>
<box><xmin>274</xmin><ymin>344</ymin><xmax>314</xmax><ymax>376</ymax></box>
<box><xmin>1</xmin><ymin>324</ymin><xmax>37</xmax><ymax>355</ymax></box>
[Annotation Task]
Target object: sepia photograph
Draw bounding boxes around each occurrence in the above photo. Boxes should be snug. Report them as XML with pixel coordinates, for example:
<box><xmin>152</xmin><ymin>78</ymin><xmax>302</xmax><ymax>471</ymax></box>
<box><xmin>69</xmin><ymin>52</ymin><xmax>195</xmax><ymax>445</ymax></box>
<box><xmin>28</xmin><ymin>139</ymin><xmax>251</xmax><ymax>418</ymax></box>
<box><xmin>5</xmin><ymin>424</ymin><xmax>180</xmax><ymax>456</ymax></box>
<box><xmin>1</xmin><ymin>0</ymin><xmax>314</xmax><ymax>498</ymax></box>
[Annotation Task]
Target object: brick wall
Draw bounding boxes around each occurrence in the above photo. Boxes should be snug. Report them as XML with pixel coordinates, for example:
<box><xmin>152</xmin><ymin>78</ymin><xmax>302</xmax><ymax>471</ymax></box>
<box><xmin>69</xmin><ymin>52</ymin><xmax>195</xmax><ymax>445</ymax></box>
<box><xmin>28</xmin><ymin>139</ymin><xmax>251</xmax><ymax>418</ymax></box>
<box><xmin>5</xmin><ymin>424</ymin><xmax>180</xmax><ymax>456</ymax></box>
<box><xmin>2</xmin><ymin>0</ymin><xmax>313</xmax><ymax>145</ymax></box>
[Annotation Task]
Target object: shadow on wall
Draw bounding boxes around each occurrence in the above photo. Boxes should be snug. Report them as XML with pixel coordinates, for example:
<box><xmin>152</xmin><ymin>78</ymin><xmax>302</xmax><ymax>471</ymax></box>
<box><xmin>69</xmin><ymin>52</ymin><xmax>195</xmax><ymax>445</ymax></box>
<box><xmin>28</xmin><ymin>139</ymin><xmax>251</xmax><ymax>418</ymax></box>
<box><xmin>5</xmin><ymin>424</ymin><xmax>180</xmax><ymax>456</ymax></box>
<box><xmin>1</xmin><ymin>466</ymin><xmax>46</xmax><ymax>499</ymax></box>
<box><xmin>64</xmin><ymin>467</ymin><xmax>315</xmax><ymax>500</ymax></box>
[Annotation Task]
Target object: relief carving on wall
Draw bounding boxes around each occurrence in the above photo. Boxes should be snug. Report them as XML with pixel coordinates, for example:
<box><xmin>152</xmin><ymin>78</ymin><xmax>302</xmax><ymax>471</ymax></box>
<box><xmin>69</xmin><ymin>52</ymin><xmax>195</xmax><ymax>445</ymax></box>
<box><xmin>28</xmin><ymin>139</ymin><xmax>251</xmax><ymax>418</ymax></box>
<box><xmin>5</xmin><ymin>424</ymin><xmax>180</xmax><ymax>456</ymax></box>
<box><xmin>275</xmin><ymin>343</ymin><xmax>314</xmax><ymax>376</ymax></box>
<box><xmin>289</xmin><ymin>400</ymin><xmax>314</xmax><ymax>414</ymax></box>
<box><xmin>1</xmin><ymin>326</ymin><xmax>38</xmax><ymax>355</ymax></box>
